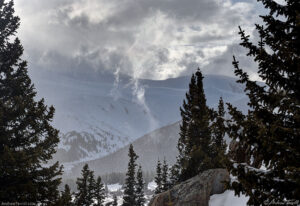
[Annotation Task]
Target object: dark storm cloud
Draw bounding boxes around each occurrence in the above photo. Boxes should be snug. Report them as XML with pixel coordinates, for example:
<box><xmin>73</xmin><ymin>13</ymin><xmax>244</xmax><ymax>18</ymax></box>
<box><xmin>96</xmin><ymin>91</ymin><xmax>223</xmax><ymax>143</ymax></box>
<box><xmin>15</xmin><ymin>0</ymin><xmax>260</xmax><ymax>80</ymax></box>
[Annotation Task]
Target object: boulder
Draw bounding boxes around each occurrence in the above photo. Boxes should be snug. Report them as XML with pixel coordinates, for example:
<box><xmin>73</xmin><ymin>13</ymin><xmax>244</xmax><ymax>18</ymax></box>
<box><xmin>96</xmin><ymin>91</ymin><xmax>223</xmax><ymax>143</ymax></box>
<box><xmin>148</xmin><ymin>169</ymin><xmax>229</xmax><ymax>206</ymax></box>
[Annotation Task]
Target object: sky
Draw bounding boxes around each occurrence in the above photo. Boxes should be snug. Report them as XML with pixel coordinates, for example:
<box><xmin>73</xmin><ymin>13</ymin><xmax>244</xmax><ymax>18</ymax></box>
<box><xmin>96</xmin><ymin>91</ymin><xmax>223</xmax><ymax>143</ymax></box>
<box><xmin>14</xmin><ymin>0</ymin><xmax>268</xmax><ymax>81</ymax></box>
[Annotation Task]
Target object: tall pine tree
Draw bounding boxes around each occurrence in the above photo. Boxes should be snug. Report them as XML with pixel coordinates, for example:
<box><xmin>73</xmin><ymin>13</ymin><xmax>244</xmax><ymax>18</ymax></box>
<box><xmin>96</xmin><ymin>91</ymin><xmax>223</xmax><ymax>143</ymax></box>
<box><xmin>154</xmin><ymin>159</ymin><xmax>163</xmax><ymax>194</ymax></box>
<box><xmin>122</xmin><ymin>144</ymin><xmax>138</xmax><ymax>206</ymax></box>
<box><xmin>75</xmin><ymin>164</ymin><xmax>94</xmax><ymax>206</ymax></box>
<box><xmin>94</xmin><ymin>176</ymin><xmax>105</xmax><ymax>206</ymax></box>
<box><xmin>136</xmin><ymin>165</ymin><xmax>145</xmax><ymax>206</ymax></box>
<box><xmin>161</xmin><ymin>159</ymin><xmax>169</xmax><ymax>192</ymax></box>
<box><xmin>169</xmin><ymin>164</ymin><xmax>180</xmax><ymax>188</ymax></box>
<box><xmin>211</xmin><ymin>97</ymin><xmax>227</xmax><ymax>168</ymax></box>
<box><xmin>0</xmin><ymin>0</ymin><xmax>62</xmax><ymax>204</ymax></box>
<box><xmin>87</xmin><ymin>170</ymin><xmax>96</xmax><ymax>205</ymax></box>
<box><xmin>58</xmin><ymin>184</ymin><xmax>74</xmax><ymax>206</ymax></box>
<box><xmin>175</xmin><ymin>69</ymin><xmax>213</xmax><ymax>182</ymax></box>
<box><xmin>226</xmin><ymin>0</ymin><xmax>300</xmax><ymax>204</ymax></box>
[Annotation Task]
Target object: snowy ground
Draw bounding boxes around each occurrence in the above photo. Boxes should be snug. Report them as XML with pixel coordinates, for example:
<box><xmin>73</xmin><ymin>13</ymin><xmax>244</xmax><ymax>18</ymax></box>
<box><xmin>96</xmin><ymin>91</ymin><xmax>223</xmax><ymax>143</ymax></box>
<box><xmin>103</xmin><ymin>195</ymin><xmax>122</xmax><ymax>205</ymax></box>
<box><xmin>209</xmin><ymin>190</ymin><xmax>249</xmax><ymax>206</ymax></box>
<box><xmin>104</xmin><ymin>182</ymin><xmax>154</xmax><ymax>205</ymax></box>
<box><xmin>103</xmin><ymin>194</ymin><xmax>153</xmax><ymax>206</ymax></box>
<box><xmin>147</xmin><ymin>181</ymin><xmax>157</xmax><ymax>191</ymax></box>
<box><xmin>107</xmin><ymin>183</ymin><xmax>123</xmax><ymax>192</ymax></box>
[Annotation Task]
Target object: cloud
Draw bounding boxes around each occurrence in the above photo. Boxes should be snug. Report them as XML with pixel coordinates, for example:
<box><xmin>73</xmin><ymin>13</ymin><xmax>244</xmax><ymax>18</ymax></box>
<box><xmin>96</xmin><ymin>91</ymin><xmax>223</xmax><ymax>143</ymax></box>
<box><xmin>14</xmin><ymin>0</ymin><xmax>261</xmax><ymax>80</ymax></box>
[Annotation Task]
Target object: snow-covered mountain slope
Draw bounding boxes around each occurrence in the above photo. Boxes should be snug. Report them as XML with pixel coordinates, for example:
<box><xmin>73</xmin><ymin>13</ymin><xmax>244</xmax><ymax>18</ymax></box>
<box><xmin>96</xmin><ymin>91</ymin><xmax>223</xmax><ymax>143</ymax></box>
<box><xmin>55</xmin><ymin>127</ymin><xmax>130</xmax><ymax>163</ymax></box>
<box><xmin>68</xmin><ymin>122</ymin><xmax>180</xmax><ymax>178</ymax></box>
<box><xmin>30</xmin><ymin>70</ymin><xmax>248</xmax><ymax>166</ymax></box>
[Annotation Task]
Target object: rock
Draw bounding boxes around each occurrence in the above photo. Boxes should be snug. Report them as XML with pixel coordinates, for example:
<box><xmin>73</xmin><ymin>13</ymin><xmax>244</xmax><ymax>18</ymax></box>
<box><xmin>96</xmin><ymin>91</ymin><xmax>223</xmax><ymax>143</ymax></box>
<box><xmin>148</xmin><ymin>169</ymin><xmax>229</xmax><ymax>206</ymax></box>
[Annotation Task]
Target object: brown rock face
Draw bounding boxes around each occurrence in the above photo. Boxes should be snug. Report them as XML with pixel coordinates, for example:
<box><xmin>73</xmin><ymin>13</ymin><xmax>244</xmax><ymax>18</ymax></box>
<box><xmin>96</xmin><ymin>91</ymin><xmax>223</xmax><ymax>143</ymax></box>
<box><xmin>148</xmin><ymin>169</ymin><xmax>229</xmax><ymax>206</ymax></box>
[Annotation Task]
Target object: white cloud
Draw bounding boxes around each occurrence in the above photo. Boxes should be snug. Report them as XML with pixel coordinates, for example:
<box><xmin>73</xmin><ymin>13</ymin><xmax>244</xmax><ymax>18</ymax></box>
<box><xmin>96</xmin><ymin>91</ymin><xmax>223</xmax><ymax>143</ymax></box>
<box><xmin>14</xmin><ymin>0</ymin><xmax>261</xmax><ymax>80</ymax></box>
<box><xmin>64</xmin><ymin>0</ymin><xmax>118</xmax><ymax>24</ymax></box>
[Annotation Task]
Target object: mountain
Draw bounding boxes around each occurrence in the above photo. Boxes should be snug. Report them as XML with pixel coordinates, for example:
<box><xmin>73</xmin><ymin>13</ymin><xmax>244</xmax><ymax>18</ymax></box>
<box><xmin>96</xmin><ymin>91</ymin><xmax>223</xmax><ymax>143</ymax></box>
<box><xmin>67</xmin><ymin>121</ymin><xmax>180</xmax><ymax>179</ymax></box>
<box><xmin>30</xmin><ymin>70</ymin><xmax>248</xmax><ymax>169</ymax></box>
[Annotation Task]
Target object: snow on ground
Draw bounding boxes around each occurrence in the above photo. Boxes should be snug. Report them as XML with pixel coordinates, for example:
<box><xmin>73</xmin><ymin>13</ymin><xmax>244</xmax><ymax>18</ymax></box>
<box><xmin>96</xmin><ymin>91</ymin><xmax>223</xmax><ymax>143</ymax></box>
<box><xmin>103</xmin><ymin>195</ymin><xmax>152</xmax><ymax>206</ymax></box>
<box><xmin>147</xmin><ymin>181</ymin><xmax>157</xmax><ymax>191</ymax></box>
<box><xmin>107</xmin><ymin>183</ymin><xmax>122</xmax><ymax>192</ymax></box>
<box><xmin>209</xmin><ymin>190</ymin><xmax>249</xmax><ymax>206</ymax></box>
<box><xmin>103</xmin><ymin>194</ymin><xmax>123</xmax><ymax>205</ymax></box>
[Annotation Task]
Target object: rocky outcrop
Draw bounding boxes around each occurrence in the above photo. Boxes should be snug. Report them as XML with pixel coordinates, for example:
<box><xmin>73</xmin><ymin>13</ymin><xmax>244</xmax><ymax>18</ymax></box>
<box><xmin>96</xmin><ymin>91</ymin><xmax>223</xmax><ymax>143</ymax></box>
<box><xmin>148</xmin><ymin>169</ymin><xmax>229</xmax><ymax>206</ymax></box>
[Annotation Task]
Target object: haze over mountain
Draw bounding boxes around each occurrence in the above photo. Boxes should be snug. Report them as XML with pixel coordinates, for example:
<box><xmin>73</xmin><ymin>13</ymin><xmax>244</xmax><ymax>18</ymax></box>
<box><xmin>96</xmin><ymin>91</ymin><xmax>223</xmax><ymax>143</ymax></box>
<box><xmin>29</xmin><ymin>70</ymin><xmax>248</xmax><ymax>173</ymax></box>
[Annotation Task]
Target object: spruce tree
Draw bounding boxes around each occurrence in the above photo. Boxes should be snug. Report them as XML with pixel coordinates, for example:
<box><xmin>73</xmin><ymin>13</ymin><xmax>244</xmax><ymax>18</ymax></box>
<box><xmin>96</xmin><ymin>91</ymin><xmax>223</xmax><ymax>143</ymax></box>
<box><xmin>75</xmin><ymin>164</ymin><xmax>92</xmax><ymax>206</ymax></box>
<box><xmin>161</xmin><ymin>159</ymin><xmax>169</xmax><ymax>192</ymax></box>
<box><xmin>154</xmin><ymin>160</ymin><xmax>162</xmax><ymax>194</ymax></box>
<box><xmin>136</xmin><ymin>165</ymin><xmax>145</xmax><ymax>206</ymax></box>
<box><xmin>0</xmin><ymin>0</ymin><xmax>62</xmax><ymax>204</ymax></box>
<box><xmin>122</xmin><ymin>144</ymin><xmax>138</xmax><ymax>206</ymax></box>
<box><xmin>211</xmin><ymin>97</ymin><xmax>227</xmax><ymax>168</ymax></box>
<box><xmin>112</xmin><ymin>195</ymin><xmax>118</xmax><ymax>206</ymax></box>
<box><xmin>226</xmin><ymin>0</ymin><xmax>300</xmax><ymax>204</ymax></box>
<box><xmin>168</xmin><ymin>164</ymin><xmax>180</xmax><ymax>187</ymax></box>
<box><xmin>87</xmin><ymin>170</ymin><xmax>96</xmax><ymax>205</ymax></box>
<box><xmin>176</xmin><ymin>69</ymin><xmax>213</xmax><ymax>182</ymax></box>
<box><xmin>94</xmin><ymin>176</ymin><xmax>105</xmax><ymax>206</ymax></box>
<box><xmin>58</xmin><ymin>184</ymin><xmax>74</xmax><ymax>206</ymax></box>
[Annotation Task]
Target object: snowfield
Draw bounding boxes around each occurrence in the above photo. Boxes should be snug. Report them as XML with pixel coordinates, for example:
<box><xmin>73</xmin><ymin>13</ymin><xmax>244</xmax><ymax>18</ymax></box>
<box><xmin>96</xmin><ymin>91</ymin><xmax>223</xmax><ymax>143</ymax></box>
<box><xmin>107</xmin><ymin>183</ymin><xmax>123</xmax><ymax>192</ymax></box>
<box><xmin>209</xmin><ymin>190</ymin><xmax>248</xmax><ymax>206</ymax></box>
<box><xmin>147</xmin><ymin>181</ymin><xmax>157</xmax><ymax>191</ymax></box>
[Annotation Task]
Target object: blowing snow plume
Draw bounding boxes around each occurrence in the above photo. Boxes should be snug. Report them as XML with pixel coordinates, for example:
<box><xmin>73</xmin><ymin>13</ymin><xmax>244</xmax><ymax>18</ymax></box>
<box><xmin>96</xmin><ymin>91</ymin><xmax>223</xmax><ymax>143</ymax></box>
<box><xmin>107</xmin><ymin>34</ymin><xmax>161</xmax><ymax>133</ymax></box>
<box><xmin>131</xmin><ymin>78</ymin><xmax>158</xmax><ymax>130</ymax></box>
<box><xmin>110</xmin><ymin>67</ymin><xmax>122</xmax><ymax>100</ymax></box>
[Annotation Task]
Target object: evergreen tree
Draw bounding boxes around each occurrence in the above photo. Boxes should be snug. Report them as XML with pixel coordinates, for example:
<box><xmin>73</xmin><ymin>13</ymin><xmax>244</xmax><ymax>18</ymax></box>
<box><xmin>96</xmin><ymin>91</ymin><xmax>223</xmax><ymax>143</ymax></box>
<box><xmin>226</xmin><ymin>0</ymin><xmax>300</xmax><ymax>204</ymax></box>
<box><xmin>176</xmin><ymin>69</ymin><xmax>213</xmax><ymax>182</ymax></box>
<box><xmin>168</xmin><ymin>164</ymin><xmax>180</xmax><ymax>187</ymax></box>
<box><xmin>112</xmin><ymin>195</ymin><xmax>118</xmax><ymax>206</ymax></box>
<box><xmin>0</xmin><ymin>0</ymin><xmax>62</xmax><ymax>204</ymax></box>
<box><xmin>136</xmin><ymin>165</ymin><xmax>145</xmax><ymax>206</ymax></box>
<box><xmin>211</xmin><ymin>97</ymin><xmax>227</xmax><ymax>168</ymax></box>
<box><xmin>58</xmin><ymin>184</ymin><xmax>73</xmax><ymax>206</ymax></box>
<box><xmin>122</xmin><ymin>144</ymin><xmax>138</xmax><ymax>206</ymax></box>
<box><xmin>87</xmin><ymin>170</ymin><xmax>96</xmax><ymax>205</ymax></box>
<box><xmin>75</xmin><ymin>164</ymin><xmax>93</xmax><ymax>206</ymax></box>
<box><xmin>154</xmin><ymin>160</ymin><xmax>162</xmax><ymax>194</ymax></box>
<box><xmin>94</xmin><ymin>176</ymin><xmax>105</xmax><ymax>206</ymax></box>
<box><xmin>161</xmin><ymin>159</ymin><xmax>169</xmax><ymax>192</ymax></box>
